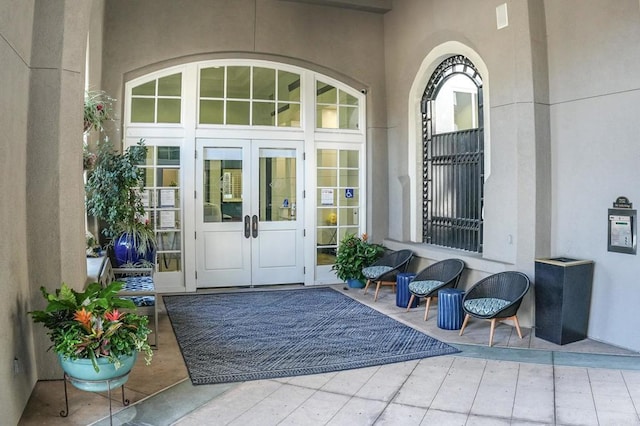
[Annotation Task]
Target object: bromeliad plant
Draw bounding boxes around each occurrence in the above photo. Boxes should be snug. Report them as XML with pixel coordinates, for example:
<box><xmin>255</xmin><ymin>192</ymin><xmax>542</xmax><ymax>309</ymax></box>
<box><xmin>30</xmin><ymin>282</ymin><xmax>153</xmax><ymax>372</ymax></box>
<box><xmin>332</xmin><ymin>233</ymin><xmax>385</xmax><ymax>282</ymax></box>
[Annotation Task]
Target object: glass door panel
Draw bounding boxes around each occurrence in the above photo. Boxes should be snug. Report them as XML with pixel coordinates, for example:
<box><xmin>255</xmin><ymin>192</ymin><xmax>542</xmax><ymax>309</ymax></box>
<box><xmin>202</xmin><ymin>148</ymin><xmax>243</xmax><ymax>223</ymax></box>
<box><xmin>259</xmin><ymin>148</ymin><xmax>296</xmax><ymax>222</ymax></box>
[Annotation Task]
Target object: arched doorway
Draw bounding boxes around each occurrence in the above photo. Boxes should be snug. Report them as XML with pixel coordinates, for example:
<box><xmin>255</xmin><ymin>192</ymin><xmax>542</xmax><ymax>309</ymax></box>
<box><xmin>123</xmin><ymin>60</ymin><xmax>367</xmax><ymax>291</ymax></box>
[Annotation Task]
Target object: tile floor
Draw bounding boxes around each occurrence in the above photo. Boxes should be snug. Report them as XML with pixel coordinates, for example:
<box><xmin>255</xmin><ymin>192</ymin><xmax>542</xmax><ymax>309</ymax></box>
<box><xmin>19</xmin><ymin>284</ymin><xmax>640</xmax><ymax>426</ymax></box>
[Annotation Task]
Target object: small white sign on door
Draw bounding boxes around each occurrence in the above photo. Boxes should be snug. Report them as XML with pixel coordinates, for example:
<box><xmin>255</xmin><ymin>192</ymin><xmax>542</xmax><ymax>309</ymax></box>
<box><xmin>321</xmin><ymin>188</ymin><xmax>334</xmax><ymax>205</ymax></box>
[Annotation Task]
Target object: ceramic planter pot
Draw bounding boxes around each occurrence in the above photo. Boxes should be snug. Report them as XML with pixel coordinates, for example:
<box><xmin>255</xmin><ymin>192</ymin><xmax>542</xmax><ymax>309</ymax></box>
<box><xmin>347</xmin><ymin>278</ymin><xmax>365</xmax><ymax>289</ymax></box>
<box><xmin>113</xmin><ymin>233</ymin><xmax>155</xmax><ymax>266</ymax></box>
<box><xmin>58</xmin><ymin>353</ymin><xmax>137</xmax><ymax>392</ymax></box>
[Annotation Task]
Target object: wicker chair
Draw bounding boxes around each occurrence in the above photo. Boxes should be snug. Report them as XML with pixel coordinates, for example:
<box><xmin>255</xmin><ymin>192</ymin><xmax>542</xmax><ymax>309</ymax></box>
<box><xmin>459</xmin><ymin>271</ymin><xmax>530</xmax><ymax>347</ymax></box>
<box><xmin>362</xmin><ymin>249</ymin><xmax>413</xmax><ymax>301</ymax></box>
<box><xmin>406</xmin><ymin>259</ymin><xmax>465</xmax><ymax>321</ymax></box>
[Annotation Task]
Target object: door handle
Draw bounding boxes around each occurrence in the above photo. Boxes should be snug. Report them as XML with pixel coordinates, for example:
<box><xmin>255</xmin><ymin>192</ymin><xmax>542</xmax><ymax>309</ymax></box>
<box><xmin>252</xmin><ymin>215</ymin><xmax>258</xmax><ymax>238</ymax></box>
<box><xmin>244</xmin><ymin>215</ymin><xmax>251</xmax><ymax>238</ymax></box>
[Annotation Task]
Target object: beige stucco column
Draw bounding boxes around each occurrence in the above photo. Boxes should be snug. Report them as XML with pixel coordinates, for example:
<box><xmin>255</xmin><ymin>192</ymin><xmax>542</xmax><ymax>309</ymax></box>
<box><xmin>27</xmin><ymin>0</ymin><xmax>93</xmax><ymax>380</ymax></box>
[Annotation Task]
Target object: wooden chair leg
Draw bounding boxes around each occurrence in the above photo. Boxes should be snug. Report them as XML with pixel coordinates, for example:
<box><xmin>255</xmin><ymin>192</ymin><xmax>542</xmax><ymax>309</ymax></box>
<box><xmin>374</xmin><ymin>281</ymin><xmax>381</xmax><ymax>301</ymax></box>
<box><xmin>489</xmin><ymin>318</ymin><xmax>497</xmax><ymax>347</ymax></box>
<box><xmin>424</xmin><ymin>297</ymin><xmax>432</xmax><ymax>321</ymax></box>
<box><xmin>512</xmin><ymin>315</ymin><xmax>523</xmax><ymax>339</ymax></box>
<box><xmin>459</xmin><ymin>313</ymin><xmax>471</xmax><ymax>336</ymax></box>
<box><xmin>406</xmin><ymin>294</ymin><xmax>415</xmax><ymax>312</ymax></box>
<box><xmin>363</xmin><ymin>279</ymin><xmax>372</xmax><ymax>294</ymax></box>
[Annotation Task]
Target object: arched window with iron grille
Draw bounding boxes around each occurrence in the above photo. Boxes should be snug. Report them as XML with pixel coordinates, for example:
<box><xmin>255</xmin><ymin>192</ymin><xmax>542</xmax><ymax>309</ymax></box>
<box><xmin>422</xmin><ymin>55</ymin><xmax>484</xmax><ymax>252</ymax></box>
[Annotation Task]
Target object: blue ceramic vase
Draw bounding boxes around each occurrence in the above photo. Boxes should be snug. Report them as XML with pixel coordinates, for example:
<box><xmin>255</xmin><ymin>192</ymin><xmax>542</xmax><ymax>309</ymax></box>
<box><xmin>113</xmin><ymin>233</ymin><xmax>155</xmax><ymax>266</ymax></box>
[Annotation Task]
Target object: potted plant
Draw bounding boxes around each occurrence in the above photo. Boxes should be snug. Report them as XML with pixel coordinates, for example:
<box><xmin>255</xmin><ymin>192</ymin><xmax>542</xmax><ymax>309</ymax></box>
<box><xmin>84</xmin><ymin>90</ymin><xmax>115</xmax><ymax>133</ymax></box>
<box><xmin>332</xmin><ymin>233</ymin><xmax>385</xmax><ymax>288</ymax></box>
<box><xmin>29</xmin><ymin>282</ymin><xmax>153</xmax><ymax>391</ymax></box>
<box><xmin>85</xmin><ymin>137</ymin><xmax>157</xmax><ymax>266</ymax></box>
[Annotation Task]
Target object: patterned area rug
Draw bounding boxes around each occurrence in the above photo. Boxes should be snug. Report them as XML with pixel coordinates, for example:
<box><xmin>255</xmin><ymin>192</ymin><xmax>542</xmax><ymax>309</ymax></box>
<box><xmin>164</xmin><ymin>287</ymin><xmax>460</xmax><ymax>385</ymax></box>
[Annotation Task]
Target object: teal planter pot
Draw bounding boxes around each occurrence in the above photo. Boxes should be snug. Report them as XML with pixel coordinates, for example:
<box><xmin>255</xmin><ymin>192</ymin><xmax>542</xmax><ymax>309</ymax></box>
<box><xmin>58</xmin><ymin>353</ymin><xmax>137</xmax><ymax>392</ymax></box>
<box><xmin>347</xmin><ymin>278</ymin><xmax>365</xmax><ymax>289</ymax></box>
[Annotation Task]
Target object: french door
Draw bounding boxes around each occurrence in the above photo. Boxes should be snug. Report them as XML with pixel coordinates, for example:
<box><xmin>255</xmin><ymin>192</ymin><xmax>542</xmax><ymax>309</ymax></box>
<box><xmin>195</xmin><ymin>139</ymin><xmax>303</xmax><ymax>287</ymax></box>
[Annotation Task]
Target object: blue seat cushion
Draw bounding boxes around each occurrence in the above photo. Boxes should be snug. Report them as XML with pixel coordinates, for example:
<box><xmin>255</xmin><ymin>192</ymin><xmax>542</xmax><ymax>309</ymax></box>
<box><xmin>464</xmin><ymin>297</ymin><xmax>510</xmax><ymax>316</ymax></box>
<box><xmin>119</xmin><ymin>276</ymin><xmax>155</xmax><ymax>307</ymax></box>
<box><xmin>408</xmin><ymin>280</ymin><xmax>444</xmax><ymax>296</ymax></box>
<box><xmin>362</xmin><ymin>265</ymin><xmax>394</xmax><ymax>279</ymax></box>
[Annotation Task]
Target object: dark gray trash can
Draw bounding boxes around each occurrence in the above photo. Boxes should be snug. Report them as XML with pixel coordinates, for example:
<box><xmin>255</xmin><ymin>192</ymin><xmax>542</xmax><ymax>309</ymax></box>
<box><xmin>534</xmin><ymin>257</ymin><xmax>594</xmax><ymax>345</ymax></box>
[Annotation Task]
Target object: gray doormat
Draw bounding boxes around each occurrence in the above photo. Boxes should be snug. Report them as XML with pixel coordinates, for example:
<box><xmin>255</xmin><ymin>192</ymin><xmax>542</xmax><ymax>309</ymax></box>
<box><xmin>164</xmin><ymin>287</ymin><xmax>459</xmax><ymax>385</ymax></box>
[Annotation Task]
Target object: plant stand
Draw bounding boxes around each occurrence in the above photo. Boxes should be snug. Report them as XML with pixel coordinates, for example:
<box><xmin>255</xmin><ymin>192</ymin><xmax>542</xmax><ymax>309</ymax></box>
<box><xmin>60</xmin><ymin>372</ymin><xmax>130</xmax><ymax>426</ymax></box>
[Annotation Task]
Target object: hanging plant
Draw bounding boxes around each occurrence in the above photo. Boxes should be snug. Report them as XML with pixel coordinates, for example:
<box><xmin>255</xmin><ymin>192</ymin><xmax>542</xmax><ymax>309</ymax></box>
<box><xmin>84</xmin><ymin>90</ymin><xmax>115</xmax><ymax>133</ymax></box>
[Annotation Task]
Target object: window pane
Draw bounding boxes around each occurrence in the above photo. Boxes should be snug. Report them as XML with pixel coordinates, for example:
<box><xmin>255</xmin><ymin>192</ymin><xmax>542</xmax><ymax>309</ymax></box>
<box><xmin>317</xmin><ymin>226</ymin><xmax>337</xmax><ymax>245</ymax></box>
<box><xmin>227</xmin><ymin>66</ymin><xmax>250</xmax><ymax>99</ymax></box>
<box><xmin>339</xmin><ymin>150</ymin><xmax>359</xmax><ymax>168</ymax></box>
<box><xmin>339</xmin><ymin>106</ymin><xmax>358</xmax><ymax>129</ymax></box>
<box><xmin>339</xmin><ymin>90</ymin><xmax>358</xmax><ymax>106</ymax></box>
<box><xmin>317</xmin><ymin>169</ymin><xmax>337</xmax><ymax>187</ymax></box>
<box><xmin>131</xmin><ymin>98</ymin><xmax>155</xmax><ymax>122</ymax></box>
<box><xmin>157</xmin><ymin>98</ymin><xmax>181</xmax><ymax>123</ymax></box>
<box><xmin>317</xmin><ymin>149</ymin><xmax>337</xmax><ymax>167</ymax></box>
<box><xmin>319</xmin><ymin>208</ymin><xmax>337</xmax><ymax>226</ymax></box>
<box><xmin>277</xmin><ymin>103</ymin><xmax>300</xmax><ymax>127</ymax></box>
<box><xmin>132</xmin><ymin>81</ymin><xmax>155</xmax><ymax>96</ymax></box>
<box><xmin>252</xmin><ymin>101</ymin><xmax>275</xmax><ymax>126</ymax></box>
<box><xmin>157</xmin><ymin>168</ymin><xmax>180</xmax><ymax>187</ymax></box>
<box><xmin>158</xmin><ymin>73</ymin><xmax>181</xmax><ymax>96</ymax></box>
<box><xmin>142</xmin><ymin>168</ymin><xmax>154</xmax><ymax>187</ymax></box>
<box><xmin>200</xmin><ymin>67</ymin><xmax>225</xmax><ymax>98</ymax></box>
<box><xmin>158</xmin><ymin>252</ymin><xmax>181</xmax><ymax>272</ymax></box>
<box><xmin>278</xmin><ymin>71</ymin><xmax>300</xmax><ymax>102</ymax></box>
<box><xmin>199</xmin><ymin>100</ymin><xmax>223</xmax><ymax>124</ymax></box>
<box><xmin>317</xmin><ymin>105</ymin><xmax>338</xmax><ymax>129</ymax></box>
<box><xmin>253</xmin><ymin>67</ymin><xmax>275</xmax><ymax>100</ymax></box>
<box><xmin>339</xmin><ymin>169</ymin><xmax>358</xmax><ymax>187</ymax></box>
<box><xmin>434</xmin><ymin>74</ymin><xmax>478</xmax><ymax>134</ymax></box>
<box><xmin>158</xmin><ymin>233</ymin><xmax>181</xmax><ymax>251</ymax></box>
<box><xmin>316</xmin><ymin>82</ymin><xmax>336</xmax><ymax>104</ymax></box>
<box><xmin>339</xmin><ymin>188</ymin><xmax>359</xmax><ymax>206</ymax></box>
<box><xmin>316</xmin><ymin>248</ymin><xmax>335</xmax><ymax>266</ymax></box>
<box><xmin>339</xmin><ymin>208</ymin><xmax>359</xmax><ymax>225</ymax></box>
<box><xmin>227</xmin><ymin>101</ymin><xmax>250</xmax><ymax>125</ymax></box>
<box><xmin>144</xmin><ymin>146</ymin><xmax>155</xmax><ymax>164</ymax></box>
<box><xmin>157</xmin><ymin>147</ymin><xmax>180</xmax><ymax>165</ymax></box>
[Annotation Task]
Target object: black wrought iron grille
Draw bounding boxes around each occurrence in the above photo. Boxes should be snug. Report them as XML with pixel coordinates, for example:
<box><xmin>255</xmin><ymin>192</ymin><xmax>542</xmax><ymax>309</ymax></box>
<box><xmin>422</xmin><ymin>55</ymin><xmax>484</xmax><ymax>252</ymax></box>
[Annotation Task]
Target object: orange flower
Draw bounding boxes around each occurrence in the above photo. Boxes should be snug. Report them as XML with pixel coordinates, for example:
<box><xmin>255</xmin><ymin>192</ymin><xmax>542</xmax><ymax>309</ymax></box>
<box><xmin>104</xmin><ymin>309</ymin><xmax>122</xmax><ymax>322</ymax></box>
<box><xmin>361</xmin><ymin>233</ymin><xmax>368</xmax><ymax>242</ymax></box>
<box><xmin>73</xmin><ymin>308</ymin><xmax>92</xmax><ymax>331</ymax></box>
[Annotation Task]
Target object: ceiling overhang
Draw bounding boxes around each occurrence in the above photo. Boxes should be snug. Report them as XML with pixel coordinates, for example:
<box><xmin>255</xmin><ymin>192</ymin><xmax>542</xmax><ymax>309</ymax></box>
<box><xmin>279</xmin><ymin>0</ymin><xmax>392</xmax><ymax>14</ymax></box>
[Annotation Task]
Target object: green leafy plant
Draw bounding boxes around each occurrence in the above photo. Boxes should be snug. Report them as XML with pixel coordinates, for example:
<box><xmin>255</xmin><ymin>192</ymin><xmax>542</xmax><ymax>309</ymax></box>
<box><xmin>29</xmin><ymin>282</ymin><xmax>153</xmax><ymax>372</ymax></box>
<box><xmin>332</xmin><ymin>233</ymin><xmax>385</xmax><ymax>282</ymax></box>
<box><xmin>85</xmin><ymin>138</ymin><xmax>156</xmax><ymax>257</ymax></box>
<box><xmin>84</xmin><ymin>90</ymin><xmax>115</xmax><ymax>133</ymax></box>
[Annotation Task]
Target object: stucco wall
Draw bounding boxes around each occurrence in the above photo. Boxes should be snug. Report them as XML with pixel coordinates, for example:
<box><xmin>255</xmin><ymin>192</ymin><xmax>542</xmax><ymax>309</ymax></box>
<box><xmin>1</xmin><ymin>0</ymin><xmax>92</xmax><ymax>422</ymax></box>
<box><xmin>545</xmin><ymin>0</ymin><xmax>640</xmax><ymax>351</ymax></box>
<box><xmin>102</xmin><ymin>0</ymin><xmax>390</xmax><ymax>241</ymax></box>
<box><xmin>0</xmin><ymin>0</ymin><xmax>36</xmax><ymax>422</ymax></box>
<box><xmin>382</xmin><ymin>0</ymin><xmax>551</xmax><ymax>327</ymax></box>
<box><xmin>383</xmin><ymin>0</ymin><xmax>640</xmax><ymax>351</ymax></box>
